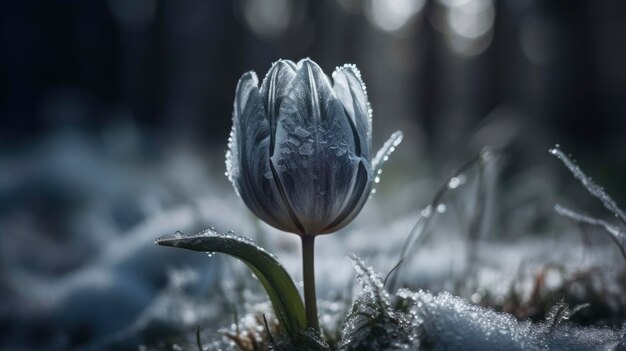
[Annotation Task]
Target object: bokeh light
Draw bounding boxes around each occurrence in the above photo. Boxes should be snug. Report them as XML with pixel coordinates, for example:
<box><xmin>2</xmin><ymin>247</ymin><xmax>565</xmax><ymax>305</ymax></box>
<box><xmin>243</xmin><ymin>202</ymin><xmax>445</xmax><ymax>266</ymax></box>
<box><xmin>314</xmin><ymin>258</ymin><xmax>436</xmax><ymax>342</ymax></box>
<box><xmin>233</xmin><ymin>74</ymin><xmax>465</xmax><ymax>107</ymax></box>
<box><xmin>365</xmin><ymin>0</ymin><xmax>426</xmax><ymax>34</ymax></box>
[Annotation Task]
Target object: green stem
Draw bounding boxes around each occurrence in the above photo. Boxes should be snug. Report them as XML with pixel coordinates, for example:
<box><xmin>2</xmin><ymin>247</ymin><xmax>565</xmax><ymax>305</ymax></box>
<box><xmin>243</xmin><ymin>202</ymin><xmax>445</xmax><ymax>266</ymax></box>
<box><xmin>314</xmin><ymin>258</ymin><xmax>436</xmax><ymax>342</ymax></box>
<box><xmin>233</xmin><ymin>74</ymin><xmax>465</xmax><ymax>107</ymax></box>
<box><xmin>301</xmin><ymin>235</ymin><xmax>320</xmax><ymax>332</ymax></box>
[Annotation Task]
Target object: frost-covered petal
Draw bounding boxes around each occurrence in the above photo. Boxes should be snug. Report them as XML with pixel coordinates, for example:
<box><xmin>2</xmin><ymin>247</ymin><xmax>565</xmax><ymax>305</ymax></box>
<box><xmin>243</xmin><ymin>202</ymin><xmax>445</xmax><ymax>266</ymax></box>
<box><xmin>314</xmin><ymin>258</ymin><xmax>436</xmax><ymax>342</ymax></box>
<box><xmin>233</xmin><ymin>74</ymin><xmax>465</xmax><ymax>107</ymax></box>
<box><xmin>226</xmin><ymin>71</ymin><xmax>261</xmax><ymax>189</ymax></box>
<box><xmin>332</xmin><ymin>64</ymin><xmax>372</xmax><ymax>158</ymax></box>
<box><xmin>284</xmin><ymin>59</ymin><xmax>339</xmax><ymax>123</ymax></box>
<box><xmin>320</xmin><ymin>159</ymin><xmax>372</xmax><ymax>234</ymax></box>
<box><xmin>260</xmin><ymin>60</ymin><xmax>297</xmax><ymax>155</ymax></box>
<box><xmin>227</xmin><ymin>71</ymin><xmax>300</xmax><ymax>233</ymax></box>
<box><xmin>228</xmin><ymin>58</ymin><xmax>401</xmax><ymax>237</ymax></box>
<box><xmin>270</xmin><ymin>59</ymin><xmax>361</xmax><ymax>235</ymax></box>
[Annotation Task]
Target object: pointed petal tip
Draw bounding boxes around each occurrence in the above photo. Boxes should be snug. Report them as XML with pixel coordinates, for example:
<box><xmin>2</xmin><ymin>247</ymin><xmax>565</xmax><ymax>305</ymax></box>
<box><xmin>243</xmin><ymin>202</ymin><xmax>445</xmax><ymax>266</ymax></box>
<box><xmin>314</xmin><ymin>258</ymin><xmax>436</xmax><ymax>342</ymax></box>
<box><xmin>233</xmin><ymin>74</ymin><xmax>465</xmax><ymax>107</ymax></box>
<box><xmin>332</xmin><ymin>63</ymin><xmax>362</xmax><ymax>79</ymax></box>
<box><xmin>298</xmin><ymin>57</ymin><xmax>314</xmax><ymax>64</ymax></box>
<box><xmin>332</xmin><ymin>64</ymin><xmax>367</xmax><ymax>93</ymax></box>
<box><xmin>331</xmin><ymin>63</ymin><xmax>369</xmax><ymax>105</ymax></box>
<box><xmin>296</xmin><ymin>57</ymin><xmax>323</xmax><ymax>71</ymax></box>
<box><xmin>271</xmin><ymin>59</ymin><xmax>297</xmax><ymax>70</ymax></box>
<box><xmin>239</xmin><ymin>70</ymin><xmax>259</xmax><ymax>85</ymax></box>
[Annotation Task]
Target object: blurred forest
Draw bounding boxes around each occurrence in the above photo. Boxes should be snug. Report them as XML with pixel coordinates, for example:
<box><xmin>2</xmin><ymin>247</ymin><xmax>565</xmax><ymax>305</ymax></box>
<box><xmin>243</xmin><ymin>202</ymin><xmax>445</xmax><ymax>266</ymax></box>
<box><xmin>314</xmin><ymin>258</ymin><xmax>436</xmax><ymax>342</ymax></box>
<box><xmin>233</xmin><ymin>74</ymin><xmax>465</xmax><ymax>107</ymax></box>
<box><xmin>2</xmin><ymin>1</ymin><xmax>626</xmax><ymax>165</ymax></box>
<box><xmin>1</xmin><ymin>0</ymin><xmax>626</xmax><ymax>349</ymax></box>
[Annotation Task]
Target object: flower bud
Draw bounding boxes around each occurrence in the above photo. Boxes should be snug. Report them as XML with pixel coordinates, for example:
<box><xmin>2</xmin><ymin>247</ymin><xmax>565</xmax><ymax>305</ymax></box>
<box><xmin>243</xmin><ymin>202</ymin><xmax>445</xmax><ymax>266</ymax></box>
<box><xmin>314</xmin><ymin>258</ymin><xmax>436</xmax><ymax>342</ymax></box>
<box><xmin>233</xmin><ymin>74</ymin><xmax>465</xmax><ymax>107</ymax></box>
<box><xmin>226</xmin><ymin>58</ymin><xmax>402</xmax><ymax>236</ymax></box>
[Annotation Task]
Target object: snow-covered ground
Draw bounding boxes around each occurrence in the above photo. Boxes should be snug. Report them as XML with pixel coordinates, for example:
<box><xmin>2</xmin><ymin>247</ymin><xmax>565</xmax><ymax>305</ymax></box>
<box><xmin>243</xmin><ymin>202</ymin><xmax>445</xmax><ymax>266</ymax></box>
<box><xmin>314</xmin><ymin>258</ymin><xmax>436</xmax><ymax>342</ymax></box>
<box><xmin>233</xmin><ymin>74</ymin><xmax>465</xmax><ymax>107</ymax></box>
<box><xmin>1</xmin><ymin>129</ymin><xmax>625</xmax><ymax>349</ymax></box>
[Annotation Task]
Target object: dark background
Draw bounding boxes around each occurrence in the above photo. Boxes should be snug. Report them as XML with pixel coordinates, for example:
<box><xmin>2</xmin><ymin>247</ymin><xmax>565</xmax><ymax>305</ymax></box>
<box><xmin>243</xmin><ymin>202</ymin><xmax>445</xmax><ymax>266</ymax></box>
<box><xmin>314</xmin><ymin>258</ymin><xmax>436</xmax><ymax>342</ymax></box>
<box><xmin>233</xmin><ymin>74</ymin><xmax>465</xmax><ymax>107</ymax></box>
<box><xmin>2</xmin><ymin>1</ymin><xmax>625</xmax><ymax>163</ymax></box>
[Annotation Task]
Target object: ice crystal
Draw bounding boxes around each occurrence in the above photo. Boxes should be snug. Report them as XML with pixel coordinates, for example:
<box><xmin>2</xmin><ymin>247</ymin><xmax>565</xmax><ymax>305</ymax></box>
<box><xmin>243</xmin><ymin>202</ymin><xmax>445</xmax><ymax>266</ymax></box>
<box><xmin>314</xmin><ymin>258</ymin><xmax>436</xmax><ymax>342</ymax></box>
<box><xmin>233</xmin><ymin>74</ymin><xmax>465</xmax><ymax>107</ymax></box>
<box><xmin>338</xmin><ymin>255</ymin><xmax>414</xmax><ymax>350</ymax></box>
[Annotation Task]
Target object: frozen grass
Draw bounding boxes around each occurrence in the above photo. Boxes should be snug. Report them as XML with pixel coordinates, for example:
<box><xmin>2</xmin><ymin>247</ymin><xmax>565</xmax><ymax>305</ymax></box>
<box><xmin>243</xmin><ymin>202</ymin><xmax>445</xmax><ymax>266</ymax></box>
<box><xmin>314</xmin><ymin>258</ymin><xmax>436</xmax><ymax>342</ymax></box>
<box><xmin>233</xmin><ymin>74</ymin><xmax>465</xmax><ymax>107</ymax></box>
<box><xmin>550</xmin><ymin>147</ymin><xmax>626</xmax><ymax>262</ymax></box>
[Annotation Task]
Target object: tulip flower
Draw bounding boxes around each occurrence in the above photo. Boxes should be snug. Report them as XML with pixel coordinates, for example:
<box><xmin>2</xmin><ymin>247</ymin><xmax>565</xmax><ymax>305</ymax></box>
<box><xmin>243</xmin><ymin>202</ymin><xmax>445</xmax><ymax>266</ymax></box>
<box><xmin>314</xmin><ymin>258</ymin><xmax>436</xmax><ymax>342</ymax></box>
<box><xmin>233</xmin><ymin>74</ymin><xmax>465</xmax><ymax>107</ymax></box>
<box><xmin>226</xmin><ymin>58</ymin><xmax>402</xmax><ymax>331</ymax></box>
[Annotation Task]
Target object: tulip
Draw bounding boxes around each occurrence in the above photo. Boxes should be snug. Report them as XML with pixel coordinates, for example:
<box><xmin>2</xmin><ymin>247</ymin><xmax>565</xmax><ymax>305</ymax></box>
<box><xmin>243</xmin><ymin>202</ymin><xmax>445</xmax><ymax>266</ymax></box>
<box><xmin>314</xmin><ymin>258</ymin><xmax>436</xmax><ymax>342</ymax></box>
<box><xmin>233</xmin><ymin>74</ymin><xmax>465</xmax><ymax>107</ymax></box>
<box><xmin>226</xmin><ymin>58</ymin><xmax>402</xmax><ymax>331</ymax></box>
<box><xmin>226</xmin><ymin>58</ymin><xmax>401</xmax><ymax>237</ymax></box>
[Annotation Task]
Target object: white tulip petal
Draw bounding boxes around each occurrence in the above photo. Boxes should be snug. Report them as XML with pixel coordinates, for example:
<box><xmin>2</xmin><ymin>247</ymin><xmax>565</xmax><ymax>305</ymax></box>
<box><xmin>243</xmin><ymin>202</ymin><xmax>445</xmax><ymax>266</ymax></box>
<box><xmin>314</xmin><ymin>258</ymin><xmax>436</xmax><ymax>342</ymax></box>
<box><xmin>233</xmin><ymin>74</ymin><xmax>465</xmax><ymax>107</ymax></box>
<box><xmin>332</xmin><ymin>64</ymin><xmax>372</xmax><ymax>158</ymax></box>
<box><xmin>270</xmin><ymin>59</ymin><xmax>361</xmax><ymax>235</ymax></box>
<box><xmin>321</xmin><ymin>159</ymin><xmax>372</xmax><ymax>234</ymax></box>
<box><xmin>260</xmin><ymin>60</ymin><xmax>297</xmax><ymax>154</ymax></box>
<box><xmin>227</xmin><ymin>58</ymin><xmax>400</xmax><ymax>236</ymax></box>
<box><xmin>226</xmin><ymin>71</ymin><xmax>259</xmax><ymax>190</ymax></box>
<box><xmin>228</xmin><ymin>71</ymin><xmax>300</xmax><ymax>233</ymax></box>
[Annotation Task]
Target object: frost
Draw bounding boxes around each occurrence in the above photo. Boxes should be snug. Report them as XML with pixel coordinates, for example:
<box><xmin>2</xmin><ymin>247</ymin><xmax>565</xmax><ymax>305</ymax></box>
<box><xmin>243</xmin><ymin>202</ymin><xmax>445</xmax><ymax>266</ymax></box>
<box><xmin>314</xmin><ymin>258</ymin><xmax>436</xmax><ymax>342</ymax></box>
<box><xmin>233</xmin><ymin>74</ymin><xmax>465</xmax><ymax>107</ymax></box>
<box><xmin>338</xmin><ymin>255</ymin><xmax>414</xmax><ymax>350</ymax></box>
<box><xmin>550</xmin><ymin>147</ymin><xmax>626</xmax><ymax>262</ymax></box>
<box><xmin>298</xmin><ymin>142</ymin><xmax>315</xmax><ymax>156</ymax></box>
<box><xmin>156</xmin><ymin>228</ymin><xmax>279</xmax><ymax>260</ymax></box>
<box><xmin>396</xmin><ymin>289</ymin><xmax>625</xmax><ymax>351</ymax></box>
<box><xmin>9</xmin><ymin>127</ymin><xmax>626</xmax><ymax>350</ymax></box>
<box><xmin>371</xmin><ymin>130</ymin><xmax>403</xmax><ymax>177</ymax></box>
<box><xmin>338</xmin><ymin>257</ymin><xmax>626</xmax><ymax>351</ymax></box>
<box><xmin>550</xmin><ymin>147</ymin><xmax>626</xmax><ymax>226</ymax></box>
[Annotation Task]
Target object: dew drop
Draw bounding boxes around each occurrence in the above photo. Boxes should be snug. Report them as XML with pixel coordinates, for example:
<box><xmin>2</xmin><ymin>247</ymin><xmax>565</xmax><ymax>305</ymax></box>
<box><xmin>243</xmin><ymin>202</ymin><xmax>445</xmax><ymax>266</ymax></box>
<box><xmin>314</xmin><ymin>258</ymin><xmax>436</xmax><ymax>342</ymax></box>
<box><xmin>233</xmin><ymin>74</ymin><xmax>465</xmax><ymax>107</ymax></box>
<box><xmin>448</xmin><ymin>177</ymin><xmax>460</xmax><ymax>189</ymax></box>
<box><xmin>448</xmin><ymin>174</ymin><xmax>466</xmax><ymax>189</ymax></box>
<box><xmin>421</xmin><ymin>205</ymin><xmax>432</xmax><ymax>218</ymax></box>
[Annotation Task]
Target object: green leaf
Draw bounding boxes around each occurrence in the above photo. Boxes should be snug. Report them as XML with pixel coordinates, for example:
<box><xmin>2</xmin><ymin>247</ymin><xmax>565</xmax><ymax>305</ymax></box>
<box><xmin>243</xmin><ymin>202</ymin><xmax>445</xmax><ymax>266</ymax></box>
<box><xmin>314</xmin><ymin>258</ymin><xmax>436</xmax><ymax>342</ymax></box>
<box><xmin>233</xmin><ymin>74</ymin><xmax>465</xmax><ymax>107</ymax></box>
<box><xmin>155</xmin><ymin>229</ymin><xmax>306</xmax><ymax>341</ymax></box>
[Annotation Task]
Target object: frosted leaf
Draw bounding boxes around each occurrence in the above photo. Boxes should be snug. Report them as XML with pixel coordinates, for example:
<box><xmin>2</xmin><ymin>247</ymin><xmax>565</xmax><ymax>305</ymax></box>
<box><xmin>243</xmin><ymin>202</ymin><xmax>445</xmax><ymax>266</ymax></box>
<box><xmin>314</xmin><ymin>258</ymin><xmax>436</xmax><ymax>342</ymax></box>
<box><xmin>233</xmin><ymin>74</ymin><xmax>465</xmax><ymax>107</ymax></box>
<box><xmin>155</xmin><ymin>228</ymin><xmax>279</xmax><ymax>260</ymax></box>
<box><xmin>338</xmin><ymin>255</ymin><xmax>413</xmax><ymax>350</ymax></box>
<box><xmin>544</xmin><ymin>299</ymin><xmax>571</xmax><ymax>333</ymax></box>
<box><xmin>348</xmin><ymin>254</ymin><xmax>389</xmax><ymax>307</ymax></box>
<box><xmin>300</xmin><ymin>328</ymin><xmax>330</xmax><ymax>350</ymax></box>
<box><xmin>550</xmin><ymin>147</ymin><xmax>626</xmax><ymax>226</ymax></box>
<box><xmin>371</xmin><ymin>131</ymin><xmax>403</xmax><ymax>177</ymax></box>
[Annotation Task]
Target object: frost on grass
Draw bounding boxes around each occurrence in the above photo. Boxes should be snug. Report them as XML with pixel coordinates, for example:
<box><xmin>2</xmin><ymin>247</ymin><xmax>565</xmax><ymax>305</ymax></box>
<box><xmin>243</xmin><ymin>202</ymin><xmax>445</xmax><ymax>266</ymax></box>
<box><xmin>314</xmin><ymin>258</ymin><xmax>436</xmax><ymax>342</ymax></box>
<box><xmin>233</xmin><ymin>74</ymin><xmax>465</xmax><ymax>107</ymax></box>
<box><xmin>549</xmin><ymin>147</ymin><xmax>626</xmax><ymax>225</ymax></box>
<box><xmin>338</xmin><ymin>256</ymin><xmax>624</xmax><ymax>351</ymax></box>
<box><xmin>338</xmin><ymin>255</ymin><xmax>413</xmax><ymax>350</ymax></box>
<box><xmin>550</xmin><ymin>147</ymin><xmax>626</xmax><ymax>262</ymax></box>
<box><xmin>386</xmin><ymin>146</ymin><xmax>496</xmax><ymax>291</ymax></box>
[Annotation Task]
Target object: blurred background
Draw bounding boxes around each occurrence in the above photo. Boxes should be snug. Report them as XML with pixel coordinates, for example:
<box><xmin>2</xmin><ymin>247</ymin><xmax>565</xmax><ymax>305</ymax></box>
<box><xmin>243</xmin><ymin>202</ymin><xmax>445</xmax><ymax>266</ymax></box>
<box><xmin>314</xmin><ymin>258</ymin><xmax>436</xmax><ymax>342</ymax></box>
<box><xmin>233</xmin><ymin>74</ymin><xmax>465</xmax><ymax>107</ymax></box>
<box><xmin>2</xmin><ymin>0</ymin><xmax>626</xmax><ymax>349</ymax></box>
